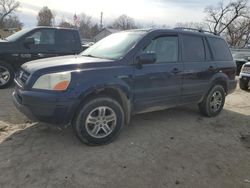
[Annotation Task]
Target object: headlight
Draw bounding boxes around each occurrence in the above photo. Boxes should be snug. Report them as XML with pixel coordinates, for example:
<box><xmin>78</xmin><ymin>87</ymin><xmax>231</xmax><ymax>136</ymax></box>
<box><xmin>33</xmin><ymin>72</ymin><xmax>71</xmax><ymax>91</ymax></box>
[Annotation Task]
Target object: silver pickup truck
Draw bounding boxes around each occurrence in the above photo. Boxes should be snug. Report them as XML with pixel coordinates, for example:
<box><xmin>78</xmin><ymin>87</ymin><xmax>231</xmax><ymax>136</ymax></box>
<box><xmin>239</xmin><ymin>62</ymin><xmax>250</xmax><ymax>90</ymax></box>
<box><xmin>231</xmin><ymin>48</ymin><xmax>250</xmax><ymax>75</ymax></box>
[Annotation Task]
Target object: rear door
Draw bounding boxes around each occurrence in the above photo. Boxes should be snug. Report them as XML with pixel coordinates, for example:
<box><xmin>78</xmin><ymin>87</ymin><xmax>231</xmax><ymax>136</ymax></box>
<box><xmin>207</xmin><ymin>37</ymin><xmax>235</xmax><ymax>78</ymax></box>
<box><xmin>181</xmin><ymin>34</ymin><xmax>217</xmax><ymax>104</ymax></box>
<box><xmin>133</xmin><ymin>33</ymin><xmax>183</xmax><ymax>112</ymax></box>
<box><xmin>55</xmin><ymin>30</ymin><xmax>82</xmax><ymax>55</ymax></box>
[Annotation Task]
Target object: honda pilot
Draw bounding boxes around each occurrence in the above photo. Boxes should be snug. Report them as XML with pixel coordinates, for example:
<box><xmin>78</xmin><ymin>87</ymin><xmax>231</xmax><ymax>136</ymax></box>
<box><xmin>13</xmin><ymin>28</ymin><xmax>237</xmax><ymax>145</ymax></box>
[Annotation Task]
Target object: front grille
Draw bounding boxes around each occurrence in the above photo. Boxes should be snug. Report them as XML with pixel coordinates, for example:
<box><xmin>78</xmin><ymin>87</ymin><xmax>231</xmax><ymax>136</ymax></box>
<box><xmin>17</xmin><ymin>69</ymin><xmax>30</xmax><ymax>85</ymax></box>
<box><xmin>242</xmin><ymin>66</ymin><xmax>250</xmax><ymax>73</ymax></box>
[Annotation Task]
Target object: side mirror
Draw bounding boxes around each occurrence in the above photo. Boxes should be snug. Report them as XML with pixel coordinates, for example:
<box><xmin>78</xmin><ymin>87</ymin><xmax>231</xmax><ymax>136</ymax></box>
<box><xmin>24</xmin><ymin>37</ymin><xmax>35</xmax><ymax>47</ymax></box>
<box><xmin>138</xmin><ymin>53</ymin><xmax>157</xmax><ymax>64</ymax></box>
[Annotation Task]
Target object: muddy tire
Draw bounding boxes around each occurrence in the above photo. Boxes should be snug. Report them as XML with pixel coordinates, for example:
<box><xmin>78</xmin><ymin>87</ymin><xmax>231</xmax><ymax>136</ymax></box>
<box><xmin>73</xmin><ymin>97</ymin><xmax>125</xmax><ymax>145</ymax></box>
<box><xmin>199</xmin><ymin>85</ymin><xmax>226</xmax><ymax>117</ymax></box>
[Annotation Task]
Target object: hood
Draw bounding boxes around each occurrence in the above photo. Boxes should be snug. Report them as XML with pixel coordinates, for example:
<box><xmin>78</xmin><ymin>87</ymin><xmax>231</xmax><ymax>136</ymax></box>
<box><xmin>0</xmin><ymin>40</ymin><xmax>15</xmax><ymax>52</ymax></box>
<box><xmin>22</xmin><ymin>55</ymin><xmax>113</xmax><ymax>73</ymax></box>
<box><xmin>245</xmin><ymin>62</ymin><xmax>250</xmax><ymax>66</ymax></box>
<box><xmin>0</xmin><ymin>39</ymin><xmax>8</xmax><ymax>42</ymax></box>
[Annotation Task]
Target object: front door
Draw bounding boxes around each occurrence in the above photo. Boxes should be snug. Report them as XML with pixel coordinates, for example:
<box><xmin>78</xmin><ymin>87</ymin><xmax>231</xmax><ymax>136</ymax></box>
<box><xmin>18</xmin><ymin>29</ymin><xmax>58</xmax><ymax>65</ymax></box>
<box><xmin>133</xmin><ymin>35</ymin><xmax>183</xmax><ymax>113</ymax></box>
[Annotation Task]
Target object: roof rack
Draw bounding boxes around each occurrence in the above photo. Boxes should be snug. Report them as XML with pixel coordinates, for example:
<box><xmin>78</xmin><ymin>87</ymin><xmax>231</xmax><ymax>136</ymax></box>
<box><xmin>174</xmin><ymin>27</ymin><xmax>219</xmax><ymax>36</ymax></box>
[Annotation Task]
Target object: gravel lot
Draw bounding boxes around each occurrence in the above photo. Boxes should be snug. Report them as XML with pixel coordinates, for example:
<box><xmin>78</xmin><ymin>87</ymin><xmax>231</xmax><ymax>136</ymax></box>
<box><xmin>0</xmin><ymin>86</ymin><xmax>250</xmax><ymax>188</ymax></box>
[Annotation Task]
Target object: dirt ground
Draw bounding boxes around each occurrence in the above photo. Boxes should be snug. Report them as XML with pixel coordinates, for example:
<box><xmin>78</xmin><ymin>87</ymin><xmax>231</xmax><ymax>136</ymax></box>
<box><xmin>0</xmin><ymin>86</ymin><xmax>249</xmax><ymax>188</ymax></box>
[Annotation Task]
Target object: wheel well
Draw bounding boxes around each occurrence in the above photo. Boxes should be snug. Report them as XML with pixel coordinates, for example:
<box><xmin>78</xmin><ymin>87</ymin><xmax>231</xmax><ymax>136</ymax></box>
<box><xmin>0</xmin><ymin>60</ymin><xmax>15</xmax><ymax>71</ymax></box>
<box><xmin>75</xmin><ymin>87</ymin><xmax>131</xmax><ymax>125</ymax></box>
<box><xmin>214</xmin><ymin>79</ymin><xmax>228</xmax><ymax>93</ymax></box>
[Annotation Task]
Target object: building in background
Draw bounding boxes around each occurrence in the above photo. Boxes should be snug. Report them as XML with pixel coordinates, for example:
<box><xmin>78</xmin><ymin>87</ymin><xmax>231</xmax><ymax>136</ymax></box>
<box><xmin>93</xmin><ymin>28</ymin><xmax>120</xmax><ymax>42</ymax></box>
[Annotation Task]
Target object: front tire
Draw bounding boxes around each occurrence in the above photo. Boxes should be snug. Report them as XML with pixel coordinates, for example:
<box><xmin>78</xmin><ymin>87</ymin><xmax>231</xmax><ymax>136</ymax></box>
<box><xmin>73</xmin><ymin>97</ymin><xmax>125</xmax><ymax>145</ymax></box>
<box><xmin>0</xmin><ymin>61</ymin><xmax>14</xmax><ymax>89</ymax></box>
<box><xmin>239</xmin><ymin>79</ymin><xmax>249</xmax><ymax>91</ymax></box>
<box><xmin>199</xmin><ymin>85</ymin><xmax>226</xmax><ymax>117</ymax></box>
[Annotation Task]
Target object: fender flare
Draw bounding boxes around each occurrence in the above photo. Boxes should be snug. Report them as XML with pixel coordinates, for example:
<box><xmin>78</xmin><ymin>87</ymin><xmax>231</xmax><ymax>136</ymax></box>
<box><xmin>75</xmin><ymin>80</ymin><xmax>133</xmax><ymax>125</ymax></box>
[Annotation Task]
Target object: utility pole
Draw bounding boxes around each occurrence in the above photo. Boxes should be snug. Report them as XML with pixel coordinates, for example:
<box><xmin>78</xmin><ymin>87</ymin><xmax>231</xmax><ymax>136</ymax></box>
<box><xmin>100</xmin><ymin>12</ymin><xmax>103</xmax><ymax>29</ymax></box>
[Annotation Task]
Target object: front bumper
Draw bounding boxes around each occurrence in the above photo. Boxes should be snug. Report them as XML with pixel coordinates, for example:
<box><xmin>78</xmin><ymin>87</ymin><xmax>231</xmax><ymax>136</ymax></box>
<box><xmin>239</xmin><ymin>72</ymin><xmax>250</xmax><ymax>80</ymax></box>
<box><xmin>12</xmin><ymin>87</ymin><xmax>79</xmax><ymax>125</ymax></box>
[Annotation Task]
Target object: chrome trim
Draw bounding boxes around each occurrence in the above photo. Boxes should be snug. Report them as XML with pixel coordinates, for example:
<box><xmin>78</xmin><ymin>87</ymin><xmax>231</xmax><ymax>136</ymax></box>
<box><xmin>14</xmin><ymin>78</ymin><xmax>23</xmax><ymax>88</ymax></box>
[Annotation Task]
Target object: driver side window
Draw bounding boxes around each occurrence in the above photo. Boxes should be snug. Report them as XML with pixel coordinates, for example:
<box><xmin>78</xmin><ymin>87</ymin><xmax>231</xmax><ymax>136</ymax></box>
<box><xmin>26</xmin><ymin>29</ymin><xmax>55</xmax><ymax>45</ymax></box>
<box><xmin>143</xmin><ymin>36</ymin><xmax>179</xmax><ymax>63</ymax></box>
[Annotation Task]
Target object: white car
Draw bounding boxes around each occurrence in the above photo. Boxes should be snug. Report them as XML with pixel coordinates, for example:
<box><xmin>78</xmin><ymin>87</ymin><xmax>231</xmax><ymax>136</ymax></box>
<box><xmin>239</xmin><ymin>62</ymin><xmax>250</xmax><ymax>90</ymax></box>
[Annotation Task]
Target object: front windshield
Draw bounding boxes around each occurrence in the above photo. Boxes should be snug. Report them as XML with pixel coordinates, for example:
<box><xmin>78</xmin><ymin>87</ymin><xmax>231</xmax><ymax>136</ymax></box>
<box><xmin>81</xmin><ymin>31</ymin><xmax>145</xmax><ymax>60</ymax></box>
<box><xmin>6</xmin><ymin>28</ymin><xmax>32</xmax><ymax>42</ymax></box>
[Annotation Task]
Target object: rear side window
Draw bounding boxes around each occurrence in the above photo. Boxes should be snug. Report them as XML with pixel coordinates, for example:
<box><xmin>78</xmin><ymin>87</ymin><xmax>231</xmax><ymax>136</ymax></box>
<box><xmin>208</xmin><ymin>38</ymin><xmax>232</xmax><ymax>61</ymax></box>
<box><xmin>182</xmin><ymin>35</ymin><xmax>205</xmax><ymax>62</ymax></box>
<box><xmin>57</xmin><ymin>30</ymin><xmax>77</xmax><ymax>46</ymax></box>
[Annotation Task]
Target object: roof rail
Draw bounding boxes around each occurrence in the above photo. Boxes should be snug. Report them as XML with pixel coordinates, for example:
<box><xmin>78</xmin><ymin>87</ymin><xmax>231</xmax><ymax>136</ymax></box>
<box><xmin>174</xmin><ymin>27</ymin><xmax>219</xmax><ymax>36</ymax></box>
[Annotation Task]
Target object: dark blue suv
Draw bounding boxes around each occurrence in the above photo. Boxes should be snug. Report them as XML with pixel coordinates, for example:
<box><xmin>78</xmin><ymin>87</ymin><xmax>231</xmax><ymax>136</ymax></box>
<box><xmin>13</xmin><ymin>29</ymin><xmax>237</xmax><ymax>145</ymax></box>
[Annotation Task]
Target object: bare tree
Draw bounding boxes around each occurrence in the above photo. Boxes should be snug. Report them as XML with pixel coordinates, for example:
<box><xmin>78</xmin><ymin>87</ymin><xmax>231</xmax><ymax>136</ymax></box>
<box><xmin>0</xmin><ymin>0</ymin><xmax>20</xmax><ymax>28</ymax></box>
<box><xmin>77</xmin><ymin>13</ymin><xmax>101</xmax><ymax>39</ymax></box>
<box><xmin>90</xmin><ymin>24</ymin><xmax>100</xmax><ymax>38</ymax></box>
<box><xmin>141</xmin><ymin>21</ymin><xmax>169</xmax><ymax>29</ymax></box>
<box><xmin>58</xmin><ymin>19</ymin><xmax>74</xmax><ymax>28</ymax></box>
<box><xmin>225</xmin><ymin>18</ymin><xmax>250</xmax><ymax>47</ymax></box>
<box><xmin>77</xmin><ymin>13</ymin><xmax>92</xmax><ymax>38</ymax></box>
<box><xmin>37</xmin><ymin>6</ymin><xmax>54</xmax><ymax>26</ymax></box>
<box><xmin>205</xmin><ymin>0</ymin><xmax>249</xmax><ymax>34</ymax></box>
<box><xmin>3</xmin><ymin>15</ymin><xmax>22</xmax><ymax>29</ymax></box>
<box><xmin>112</xmin><ymin>14</ymin><xmax>137</xmax><ymax>30</ymax></box>
<box><xmin>175</xmin><ymin>22</ymin><xmax>208</xmax><ymax>30</ymax></box>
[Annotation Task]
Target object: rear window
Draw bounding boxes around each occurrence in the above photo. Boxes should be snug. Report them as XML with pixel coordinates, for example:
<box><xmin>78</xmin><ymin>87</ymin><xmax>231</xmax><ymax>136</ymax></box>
<box><xmin>57</xmin><ymin>30</ymin><xmax>77</xmax><ymax>46</ymax></box>
<box><xmin>208</xmin><ymin>38</ymin><xmax>232</xmax><ymax>61</ymax></box>
<box><xmin>182</xmin><ymin>35</ymin><xmax>205</xmax><ymax>62</ymax></box>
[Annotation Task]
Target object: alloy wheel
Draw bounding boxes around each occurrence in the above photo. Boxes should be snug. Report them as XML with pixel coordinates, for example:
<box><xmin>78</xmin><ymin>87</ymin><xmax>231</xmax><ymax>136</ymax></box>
<box><xmin>210</xmin><ymin>91</ymin><xmax>223</xmax><ymax>112</ymax></box>
<box><xmin>0</xmin><ymin>66</ymin><xmax>10</xmax><ymax>86</ymax></box>
<box><xmin>85</xmin><ymin>106</ymin><xmax>117</xmax><ymax>138</ymax></box>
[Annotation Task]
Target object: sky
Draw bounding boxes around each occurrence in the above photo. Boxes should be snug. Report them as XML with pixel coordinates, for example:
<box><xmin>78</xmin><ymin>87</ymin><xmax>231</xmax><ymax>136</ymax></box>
<box><xmin>16</xmin><ymin>0</ymin><xmax>231</xmax><ymax>28</ymax></box>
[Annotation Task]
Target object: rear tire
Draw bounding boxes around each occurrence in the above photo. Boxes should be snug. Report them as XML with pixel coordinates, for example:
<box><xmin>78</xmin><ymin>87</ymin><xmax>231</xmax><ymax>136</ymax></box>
<box><xmin>0</xmin><ymin>61</ymin><xmax>14</xmax><ymax>89</ymax></box>
<box><xmin>199</xmin><ymin>85</ymin><xmax>226</xmax><ymax>117</ymax></box>
<box><xmin>239</xmin><ymin>79</ymin><xmax>249</xmax><ymax>91</ymax></box>
<box><xmin>73</xmin><ymin>97</ymin><xmax>125</xmax><ymax>145</ymax></box>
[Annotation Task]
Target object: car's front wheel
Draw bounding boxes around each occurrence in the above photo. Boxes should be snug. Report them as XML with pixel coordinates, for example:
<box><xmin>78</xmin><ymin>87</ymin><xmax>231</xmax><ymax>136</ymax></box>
<box><xmin>199</xmin><ymin>85</ymin><xmax>226</xmax><ymax>117</ymax></box>
<box><xmin>0</xmin><ymin>61</ymin><xmax>14</xmax><ymax>89</ymax></box>
<box><xmin>73</xmin><ymin>97</ymin><xmax>125</xmax><ymax>145</ymax></box>
<box><xmin>239</xmin><ymin>79</ymin><xmax>249</xmax><ymax>91</ymax></box>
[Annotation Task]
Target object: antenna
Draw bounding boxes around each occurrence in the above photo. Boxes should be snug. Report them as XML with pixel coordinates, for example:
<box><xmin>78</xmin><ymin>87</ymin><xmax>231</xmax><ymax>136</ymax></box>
<box><xmin>100</xmin><ymin>12</ymin><xmax>103</xmax><ymax>29</ymax></box>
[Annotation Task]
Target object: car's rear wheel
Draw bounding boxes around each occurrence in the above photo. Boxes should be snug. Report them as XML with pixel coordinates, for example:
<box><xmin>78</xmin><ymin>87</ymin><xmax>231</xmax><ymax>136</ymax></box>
<box><xmin>199</xmin><ymin>85</ymin><xmax>226</xmax><ymax>117</ymax></box>
<box><xmin>73</xmin><ymin>97</ymin><xmax>125</xmax><ymax>145</ymax></box>
<box><xmin>0</xmin><ymin>61</ymin><xmax>14</xmax><ymax>89</ymax></box>
<box><xmin>239</xmin><ymin>79</ymin><xmax>249</xmax><ymax>91</ymax></box>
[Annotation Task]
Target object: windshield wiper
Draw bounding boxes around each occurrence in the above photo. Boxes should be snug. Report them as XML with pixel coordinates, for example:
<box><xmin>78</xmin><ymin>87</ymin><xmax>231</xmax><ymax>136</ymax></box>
<box><xmin>82</xmin><ymin>54</ymin><xmax>97</xmax><ymax>58</ymax></box>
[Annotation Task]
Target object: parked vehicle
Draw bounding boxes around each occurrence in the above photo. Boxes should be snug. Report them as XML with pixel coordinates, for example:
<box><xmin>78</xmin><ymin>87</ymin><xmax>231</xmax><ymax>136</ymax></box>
<box><xmin>0</xmin><ymin>27</ymin><xmax>84</xmax><ymax>89</ymax></box>
<box><xmin>231</xmin><ymin>48</ymin><xmax>250</xmax><ymax>75</ymax></box>
<box><xmin>13</xmin><ymin>28</ymin><xmax>237</xmax><ymax>145</ymax></box>
<box><xmin>239</xmin><ymin>62</ymin><xmax>250</xmax><ymax>90</ymax></box>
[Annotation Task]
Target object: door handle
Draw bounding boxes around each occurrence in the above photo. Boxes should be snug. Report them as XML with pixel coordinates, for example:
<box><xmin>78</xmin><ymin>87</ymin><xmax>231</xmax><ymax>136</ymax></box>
<box><xmin>208</xmin><ymin>66</ymin><xmax>216</xmax><ymax>72</ymax></box>
<box><xmin>38</xmin><ymin>53</ymin><xmax>46</xmax><ymax>58</ymax></box>
<box><xmin>171</xmin><ymin>68</ymin><xmax>181</xmax><ymax>74</ymax></box>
